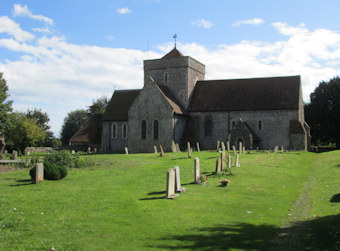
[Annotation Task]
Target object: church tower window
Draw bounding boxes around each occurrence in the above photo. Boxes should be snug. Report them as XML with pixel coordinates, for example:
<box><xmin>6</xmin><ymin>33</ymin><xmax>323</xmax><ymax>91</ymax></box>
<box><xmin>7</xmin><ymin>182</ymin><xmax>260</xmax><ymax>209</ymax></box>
<box><xmin>141</xmin><ymin>120</ymin><xmax>147</xmax><ymax>139</ymax></box>
<box><xmin>122</xmin><ymin>123</ymin><xmax>127</xmax><ymax>139</ymax></box>
<box><xmin>112</xmin><ymin>123</ymin><xmax>117</xmax><ymax>139</ymax></box>
<box><xmin>258</xmin><ymin>120</ymin><xmax>262</xmax><ymax>130</ymax></box>
<box><xmin>204</xmin><ymin>115</ymin><xmax>213</xmax><ymax>137</ymax></box>
<box><xmin>153</xmin><ymin>120</ymin><xmax>159</xmax><ymax>140</ymax></box>
<box><xmin>232</xmin><ymin>121</ymin><xmax>236</xmax><ymax>130</ymax></box>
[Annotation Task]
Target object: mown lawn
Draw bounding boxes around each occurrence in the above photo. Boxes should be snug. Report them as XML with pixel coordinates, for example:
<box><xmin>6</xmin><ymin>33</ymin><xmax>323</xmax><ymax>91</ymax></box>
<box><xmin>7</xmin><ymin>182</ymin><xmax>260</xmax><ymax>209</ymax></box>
<box><xmin>0</xmin><ymin>150</ymin><xmax>339</xmax><ymax>250</ymax></box>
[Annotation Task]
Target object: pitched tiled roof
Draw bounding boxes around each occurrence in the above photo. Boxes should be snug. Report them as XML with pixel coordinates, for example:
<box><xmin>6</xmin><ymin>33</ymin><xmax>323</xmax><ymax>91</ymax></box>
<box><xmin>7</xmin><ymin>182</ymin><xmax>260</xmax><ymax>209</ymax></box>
<box><xmin>189</xmin><ymin>76</ymin><xmax>301</xmax><ymax>112</ymax></box>
<box><xmin>156</xmin><ymin>84</ymin><xmax>185</xmax><ymax>114</ymax></box>
<box><xmin>69</xmin><ymin>114</ymin><xmax>101</xmax><ymax>143</ymax></box>
<box><xmin>162</xmin><ymin>48</ymin><xmax>184</xmax><ymax>59</ymax></box>
<box><xmin>103</xmin><ymin>89</ymin><xmax>141</xmax><ymax>121</ymax></box>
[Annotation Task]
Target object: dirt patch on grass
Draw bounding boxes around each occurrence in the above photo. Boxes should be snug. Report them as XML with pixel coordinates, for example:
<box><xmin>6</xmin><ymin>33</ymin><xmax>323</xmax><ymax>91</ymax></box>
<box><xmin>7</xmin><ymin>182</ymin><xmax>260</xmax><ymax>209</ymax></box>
<box><xmin>0</xmin><ymin>165</ymin><xmax>22</xmax><ymax>173</ymax></box>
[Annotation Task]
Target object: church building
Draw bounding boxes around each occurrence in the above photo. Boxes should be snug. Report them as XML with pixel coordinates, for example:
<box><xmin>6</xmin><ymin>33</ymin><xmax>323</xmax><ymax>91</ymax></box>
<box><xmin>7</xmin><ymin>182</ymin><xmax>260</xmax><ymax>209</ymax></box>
<box><xmin>101</xmin><ymin>47</ymin><xmax>311</xmax><ymax>153</ymax></box>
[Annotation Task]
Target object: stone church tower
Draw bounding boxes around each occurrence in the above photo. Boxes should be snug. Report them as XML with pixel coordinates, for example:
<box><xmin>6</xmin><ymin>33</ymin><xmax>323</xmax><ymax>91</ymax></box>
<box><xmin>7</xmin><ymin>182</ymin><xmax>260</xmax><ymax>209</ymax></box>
<box><xmin>143</xmin><ymin>48</ymin><xmax>205</xmax><ymax>109</ymax></box>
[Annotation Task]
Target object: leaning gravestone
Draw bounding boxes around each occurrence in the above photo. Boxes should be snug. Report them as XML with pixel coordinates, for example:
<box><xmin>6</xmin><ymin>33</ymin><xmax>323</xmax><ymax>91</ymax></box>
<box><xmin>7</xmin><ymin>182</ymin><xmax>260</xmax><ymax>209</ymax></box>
<box><xmin>217</xmin><ymin>140</ymin><xmax>220</xmax><ymax>151</ymax></box>
<box><xmin>173</xmin><ymin>166</ymin><xmax>186</xmax><ymax>193</ymax></box>
<box><xmin>166</xmin><ymin>168</ymin><xmax>178</xmax><ymax>199</ymax></box>
<box><xmin>194</xmin><ymin>157</ymin><xmax>200</xmax><ymax>184</ymax></box>
<box><xmin>35</xmin><ymin>163</ymin><xmax>44</xmax><ymax>183</ymax></box>
<box><xmin>227</xmin><ymin>141</ymin><xmax>230</xmax><ymax>152</ymax></box>
<box><xmin>160</xmin><ymin>145</ymin><xmax>165</xmax><ymax>157</ymax></box>
<box><xmin>235</xmin><ymin>154</ymin><xmax>240</xmax><ymax>167</ymax></box>
<box><xmin>233</xmin><ymin>145</ymin><xmax>236</xmax><ymax>156</ymax></box>
<box><xmin>197</xmin><ymin>142</ymin><xmax>200</xmax><ymax>152</ymax></box>
<box><xmin>187</xmin><ymin>142</ymin><xmax>191</xmax><ymax>158</ymax></box>
<box><xmin>215</xmin><ymin>157</ymin><xmax>221</xmax><ymax>174</ymax></box>
<box><xmin>125</xmin><ymin>147</ymin><xmax>129</xmax><ymax>155</ymax></box>
<box><xmin>171</xmin><ymin>140</ymin><xmax>177</xmax><ymax>153</ymax></box>
<box><xmin>176</xmin><ymin>143</ymin><xmax>180</xmax><ymax>152</ymax></box>
<box><xmin>154</xmin><ymin>146</ymin><xmax>158</xmax><ymax>153</ymax></box>
<box><xmin>221</xmin><ymin>141</ymin><xmax>225</xmax><ymax>152</ymax></box>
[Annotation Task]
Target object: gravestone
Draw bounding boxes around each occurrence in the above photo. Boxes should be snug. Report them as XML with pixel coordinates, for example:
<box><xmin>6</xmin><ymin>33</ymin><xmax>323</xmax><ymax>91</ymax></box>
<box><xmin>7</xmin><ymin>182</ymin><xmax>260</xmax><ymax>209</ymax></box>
<box><xmin>221</xmin><ymin>151</ymin><xmax>226</xmax><ymax>170</ymax></box>
<box><xmin>228</xmin><ymin>155</ymin><xmax>232</xmax><ymax>170</ymax></box>
<box><xmin>160</xmin><ymin>145</ymin><xmax>165</xmax><ymax>157</ymax></box>
<box><xmin>233</xmin><ymin>145</ymin><xmax>236</xmax><ymax>155</ymax></box>
<box><xmin>217</xmin><ymin>140</ymin><xmax>220</xmax><ymax>151</ymax></box>
<box><xmin>243</xmin><ymin>146</ymin><xmax>245</xmax><ymax>154</ymax></box>
<box><xmin>227</xmin><ymin>141</ymin><xmax>230</xmax><ymax>152</ymax></box>
<box><xmin>87</xmin><ymin>147</ymin><xmax>91</xmax><ymax>154</ymax></box>
<box><xmin>215</xmin><ymin>157</ymin><xmax>221</xmax><ymax>174</ymax></box>
<box><xmin>266</xmin><ymin>150</ymin><xmax>269</xmax><ymax>154</ymax></box>
<box><xmin>125</xmin><ymin>147</ymin><xmax>129</xmax><ymax>155</ymax></box>
<box><xmin>94</xmin><ymin>148</ymin><xmax>97</xmax><ymax>154</ymax></box>
<box><xmin>187</xmin><ymin>142</ymin><xmax>191</xmax><ymax>158</ymax></box>
<box><xmin>4</xmin><ymin>150</ymin><xmax>7</xmax><ymax>154</ymax></box>
<box><xmin>256</xmin><ymin>147</ymin><xmax>259</xmax><ymax>152</ymax></box>
<box><xmin>166</xmin><ymin>168</ymin><xmax>178</xmax><ymax>199</ymax></box>
<box><xmin>27</xmin><ymin>151</ymin><xmax>30</xmax><ymax>156</ymax></box>
<box><xmin>281</xmin><ymin>145</ymin><xmax>284</xmax><ymax>153</ymax></box>
<box><xmin>171</xmin><ymin>140</ymin><xmax>177</xmax><ymax>153</ymax></box>
<box><xmin>71</xmin><ymin>150</ymin><xmax>75</xmax><ymax>154</ymax></box>
<box><xmin>274</xmin><ymin>146</ymin><xmax>278</xmax><ymax>153</ymax></box>
<box><xmin>221</xmin><ymin>141</ymin><xmax>225</xmax><ymax>152</ymax></box>
<box><xmin>194</xmin><ymin>157</ymin><xmax>200</xmax><ymax>184</ymax></box>
<box><xmin>35</xmin><ymin>163</ymin><xmax>44</xmax><ymax>183</ymax></box>
<box><xmin>197</xmin><ymin>142</ymin><xmax>200</xmax><ymax>152</ymax></box>
<box><xmin>239</xmin><ymin>142</ymin><xmax>242</xmax><ymax>154</ymax></box>
<box><xmin>154</xmin><ymin>146</ymin><xmax>158</xmax><ymax>153</ymax></box>
<box><xmin>0</xmin><ymin>133</ymin><xmax>5</xmax><ymax>160</ymax></box>
<box><xmin>235</xmin><ymin>154</ymin><xmax>240</xmax><ymax>167</ymax></box>
<box><xmin>176</xmin><ymin>143</ymin><xmax>180</xmax><ymax>152</ymax></box>
<box><xmin>12</xmin><ymin>151</ymin><xmax>18</xmax><ymax>160</ymax></box>
<box><xmin>173</xmin><ymin>166</ymin><xmax>186</xmax><ymax>193</ymax></box>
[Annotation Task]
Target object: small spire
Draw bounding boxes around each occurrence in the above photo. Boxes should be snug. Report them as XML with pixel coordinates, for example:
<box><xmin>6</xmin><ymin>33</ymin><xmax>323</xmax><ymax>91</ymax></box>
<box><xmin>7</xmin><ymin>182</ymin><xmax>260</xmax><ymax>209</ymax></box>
<box><xmin>173</xmin><ymin>34</ymin><xmax>177</xmax><ymax>48</ymax></box>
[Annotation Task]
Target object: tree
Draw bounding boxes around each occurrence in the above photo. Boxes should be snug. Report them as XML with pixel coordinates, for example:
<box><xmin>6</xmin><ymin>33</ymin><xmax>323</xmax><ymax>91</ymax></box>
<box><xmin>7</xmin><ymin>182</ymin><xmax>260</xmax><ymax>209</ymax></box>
<box><xmin>305</xmin><ymin>76</ymin><xmax>340</xmax><ymax>148</ymax></box>
<box><xmin>25</xmin><ymin>108</ymin><xmax>54</xmax><ymax>146</ymax></box>
<box><xmin>0</xmin><ymin>73</ymin><xmax>13</xmax><ymax>133</ymax></box>
<box><xmin>88</xmin><ymin>95</ymin><xmax>109</xmax><ymax>116</ymax></box>
<box><xmin>60</xmin><ymin>109</ymin><xmax>89</xmax><ymax>145</ymax></box>
<box><xmin>5</xmin><ymin>112</ymin><xmax>46</xmax><ymax>154</ymax></box>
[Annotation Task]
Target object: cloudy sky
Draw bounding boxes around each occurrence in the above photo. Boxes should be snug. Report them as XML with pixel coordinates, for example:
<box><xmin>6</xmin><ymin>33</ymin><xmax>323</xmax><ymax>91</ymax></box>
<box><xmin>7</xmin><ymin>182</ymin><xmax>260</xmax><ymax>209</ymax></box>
<box><xmin>1</xmin><ymin>0</ymin><xmax>340</xmax><ymax>136</ymax></box>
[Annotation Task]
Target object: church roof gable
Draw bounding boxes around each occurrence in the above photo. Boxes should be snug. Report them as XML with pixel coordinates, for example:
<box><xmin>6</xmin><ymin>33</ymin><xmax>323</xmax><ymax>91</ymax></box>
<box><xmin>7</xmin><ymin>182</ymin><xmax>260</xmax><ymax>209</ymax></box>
<box><xmin>155</xmin><ymin>84</ymin><xmax>185</xmax><ymax>114</ymax></box>
<box><xmin>188</xmin><ymin>76</ymin><xmax>301</xmax><ymax>112</ymax></box>
<box><xmin>103</xmin><ymin>89</ymin><xmax>141</xmax><ymax>121</ymax></box>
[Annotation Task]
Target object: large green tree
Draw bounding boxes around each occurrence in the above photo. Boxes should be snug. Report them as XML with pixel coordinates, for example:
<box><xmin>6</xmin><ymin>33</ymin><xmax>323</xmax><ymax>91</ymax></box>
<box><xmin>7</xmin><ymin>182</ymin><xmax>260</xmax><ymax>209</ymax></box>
<box><xmin>60</xmin><ymin>109</ymin><xmax>89</xmax><ymax>145</ymax></box>
<box><xmin>26</xmin><ymin>108</ymin><xmax>54</xmax><ymax>146</ymax></box>
<box><xmin>305</xmin><ymin>76</ymin><xmax>340</xmax><ymax>148</ymax></box>
<box><xmin>0</xmin><ymin>73</ymin><xmax>13</xmax><ymax>133</ymax></box>
<box><xmin>88</xmin><ymin>95</ymin><xmax>109</xmax><ymax>116</ymax></box>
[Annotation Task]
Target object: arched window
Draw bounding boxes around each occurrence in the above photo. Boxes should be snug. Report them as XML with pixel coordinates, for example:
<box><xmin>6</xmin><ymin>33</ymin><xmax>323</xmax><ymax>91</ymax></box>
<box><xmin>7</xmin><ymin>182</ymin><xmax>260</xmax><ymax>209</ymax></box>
<box><xmin>232</xmin><ymin>121</ymin><xmax>236</xmax><ymax>130</ymax></box>
<box><xmin>204</xmin><ymin>115</ymin><xmax>213</xmax><ymax>137</ymax></box>
<box><xmin>258</xmin><ymin>120</ymin><xmax>262</xmax><ymax>130</ymax></box>
<box><xmin>153</xmin><ymin>120</ymin><xmax>159</xmax><ymax>140</ymax></box>
<box><xmin>141</xmin><ymin>120</ymin><xmax>146</xmax><ymax>139</ymax></box>
<box><xmin>122</xmin><ymin>123</ymin><xmax>127</xmax><ymax>139</ymax></box>
<box><xmin>112</xmin><ymin>123</ymin><xmax>117</xmax><ymax>139</ymax></box>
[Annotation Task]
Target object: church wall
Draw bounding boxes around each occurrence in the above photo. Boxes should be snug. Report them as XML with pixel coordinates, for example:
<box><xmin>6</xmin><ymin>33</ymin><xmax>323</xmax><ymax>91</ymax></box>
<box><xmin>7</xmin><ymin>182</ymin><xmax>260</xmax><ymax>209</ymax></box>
<box><xmin>101</xmin><ymin>121</ymin><xmax>128</xmax><ymax>153</ymax></box>
<box><xmin>128</xmin><ymin>80</ymin><xmax>175</xmax><ymax>153</ymax></box>
<box><xmin>190</xmin><ymin>110</ymin><xmax>299</xmax><ymax>150</ymax></box>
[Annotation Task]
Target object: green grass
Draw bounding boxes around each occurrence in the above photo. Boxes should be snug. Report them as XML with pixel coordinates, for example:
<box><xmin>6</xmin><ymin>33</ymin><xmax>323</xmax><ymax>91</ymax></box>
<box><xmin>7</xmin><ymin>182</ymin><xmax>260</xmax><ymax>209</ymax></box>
<box><xmin>0</xmin><ymin>150</ymin><xmax>339</xmax><ymax>250</ymax></box>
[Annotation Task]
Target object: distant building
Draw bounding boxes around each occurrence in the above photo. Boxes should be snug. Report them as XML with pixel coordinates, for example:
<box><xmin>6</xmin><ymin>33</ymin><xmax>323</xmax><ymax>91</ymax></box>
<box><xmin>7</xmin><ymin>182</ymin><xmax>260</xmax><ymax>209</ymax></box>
<box><xmin>101</xmin><ymin>47</ymin><xmax>311</xmax><ymax>153</ymax></box>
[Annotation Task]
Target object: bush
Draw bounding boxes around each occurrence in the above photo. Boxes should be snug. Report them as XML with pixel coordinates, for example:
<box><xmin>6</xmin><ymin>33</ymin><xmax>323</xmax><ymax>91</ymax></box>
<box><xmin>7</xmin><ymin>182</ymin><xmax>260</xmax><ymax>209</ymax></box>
<box><xmin>73</xmin><ymin>156</ymin><xmax>86</xmax><ymax>168</ymax></box>
<box><xmin>44</xmin><ymin>150</ymin><xmax>73</xmax><ymax>168</ymax></box>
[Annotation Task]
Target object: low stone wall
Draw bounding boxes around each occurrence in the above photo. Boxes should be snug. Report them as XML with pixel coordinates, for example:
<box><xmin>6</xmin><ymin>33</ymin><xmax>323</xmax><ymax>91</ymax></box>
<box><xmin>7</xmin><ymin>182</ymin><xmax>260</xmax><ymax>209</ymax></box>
<box><xmin>25</xmin><ymin>147</ymin><xmax>53</xmax><ymax>153</ymax></box>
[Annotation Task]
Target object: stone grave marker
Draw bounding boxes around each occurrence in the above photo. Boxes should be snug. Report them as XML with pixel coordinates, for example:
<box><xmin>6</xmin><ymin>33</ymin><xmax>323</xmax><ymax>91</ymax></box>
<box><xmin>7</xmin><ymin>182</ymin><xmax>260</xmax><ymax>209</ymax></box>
<box><xmin>235</xmin><ymin>154</ymin><xmax>240</xmax><ymax>167</ymax></box>
<box><xmin>173</xmin><ymin>166</ymin><xmax>186</xmax><ymax>193</ymax></box>
<box><xmin>176</xmin><ymin>143</ymin><xmax>180</xmax><ymax>152</ymax></box>
<box><xmin>239</xmin><ymin>142</ymin><xmax>242</xmax><ymax>154</ymax></box>
<box><xmin>35</xmin><ymin>163</ymin><xmax>44</xmax><ymax>183</ymax></box>
<box><xmin>221</xmin><ymin>151</ymin><xmax>226</xmax><ymax>170</ymax></box>
<box><xmin>160</xmin><ymin>145</ymin><xmax>165</xmax><ymax>157</ymax></box>
<box><xmin>281</xmin><ymin>145</ymin><xmax>284</xmax><ymax>153</ymax></box>
<box><xmin>243</xmin><ymin>146</ymin><xmax>245</xmax><ymax>154</ymax></box>
<box><xmin>266</xmin><ymin>150</ymin><xmax>269</xmax><ymax>154</ymax></box>
<box><xmin>197</xmin><ymin>142</ymin><xmax>200</xmax><ymax>152</ymax></box>
<box><xmin>194</xmin><ymin>157</ymin><xmax>200</xmax><ymax>183</ymax></box>
<box><xmin>228</xmin><ymin>155</ymin><xmax>232</xmax><ymax>170</ymax></box>
<box><xmin>166</xmin><ymin>168</ymin><xmax>178</xmax><ymax>199</ymax></box>
<box><xmin>71</xmin><ymin>150</ymin><xmax>75</xmax><ymax>154</ymax></box>
<box><xmin>217</xmin><ymin>140</ymin><xmax>220</xmax><ymax>151</ymax></box>
<box><xmin>256</xmin><ymin>147</ymin><xmax>259</xmax><ymax>152</ymax></box>
<box><xmin>221</xmin><ymin>141</ymin><xmax>225</xmax><ymax>152</ymax></box>
<box><xmin>227</xmin><ymin>141</ymin><xmax>230</xmax><ymax>152</ymax></box>
<box><xmin>154</xmin><ymin>146</ymin><xmax>158</xmax><ymax>153</ymax></box>
<box><xmin>171</xmin><ymin>140</ymin><xmax>177</xmax><ymax>153</ymax></box>
<box><xmin>12</xmin><ymin>151</ymin><xmax>18</xmax><ymax>160</ymax></box>
<box><xmin>215</xmin><ymin>157</ymin><xmax>221</xmax><ymax>174</ymax></box>
<box><xmin>87</xmin><ymin>147</ymin><xmax>91</xmax><ymax>154</ymax></box>
<box><xmin>233</xmin><ymin>145</ymin><xmax>236</xmax><ymax>155</ymax></box>
<box><xmin>125</xmin><ymin>147</ymin><xmax>129</xmax><ymax>155</ymax></box>
<box><xmin>187</xmin><ymin>142</ymin><xmax>191</xmax><ymax>158</ymax></box>
<box><xmin>94</xmin><ymin>148</ymin><xmax>97</xmax><ymax>154</ymax></box>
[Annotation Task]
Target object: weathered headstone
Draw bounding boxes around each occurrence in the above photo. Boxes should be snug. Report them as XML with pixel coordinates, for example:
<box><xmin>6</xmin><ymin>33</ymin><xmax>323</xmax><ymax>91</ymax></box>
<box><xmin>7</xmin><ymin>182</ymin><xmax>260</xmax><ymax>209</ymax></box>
<box><xmin>221</xmin><ymin>141</ymin><xmax>226</xmax><ymax>152</ymax></box>
<box><xmin>256</xmin><ymin>147</ymin><xmax>259</xmax><ymax>152</ymax></box>
<box><xmin>176</xmin><ymin>143</ymin><xmax>180</xmax><ymax>152</ymax></box>
<box><xmin>221</xmin><ymin>151</ymin><xmax>226</xmax><ymax>170</ymax></box>
<box><xmin>281</xmin><ymin>145</ymin><xmax>284</xmax><ymax>153</ymax></box>
<box><xmin>239</xmin><ymin>142</ymin><xmax>242</xmax><ymax>154</ymax></box>
<box><xmin>166</xmin><ymin>168</ymin><xmax>178</xmax><ymax>199</ymax></box>
<box><xmin>171</xmin><ymin>140</ymin><xmax>177</xmax><ymax>153</ymax></box>
<box><xmin>194</xmin><ymin>157</ymin><xmax>200</xmax><ymax>183</ymax></box>
<box><xmin>71</xmin><ymin>150</ymin><xmax>75</xmax><ymax>154</ymax></box>
<box><xmin>187</xmin><ymin>142</ymin><xmax>191</xmax><ymax>158</ymax></box>
<box><xmin>228</xmin><ymin>155</ymin><xmax>232</xmax><ymax>170</ymax></box>
<box><xmin>94</xmin><ymin>148</ymin><xmax>97</xmax><ymax>154</ymax></box>
<box><xmin>266</xmin><ymin>150</ymin><xmax>269</xmax><ymax>154</ymax></box>
<box><xmin>215</xmin><ymin>157</ymin><xmax>221</xmax><ymax>174</ymax></box>
<box><xmin>226</xmin><ymin>141</ymin><xmax>230</xmax><ymax>152</ymax></box>
<box><xmin>233</xmin><ymin>145</ymin><xmax>236</xmax><ymax>155</ymax></box>
<box><xmin>274</xmin><ymin>146</ymin><xmax>278</xmax><ymax>153</ymax></box>
<box><xmin>154</xmin><ymin>146</ymin><xmax>158</xmax><ymax>153</ymax></box>
<box><xmin>243</xmin><ymin>146</ymin><xmax>246</xmax><ymax>154</ymax></box>
<box><xmin>0</xmin><ymin>133</ymin><xmax>5</xmax><ymax>160</ymax></box>
<box><xmin>217</xmin><ymin>140</ymin><xmax>220</xmax><ymax>151</ymax></box>
<box><xmin>4</xmin><ymin>150</ymin><xmax>7</xmax><ymax>154</ymax></box>
<box><xmin>35</xmin><ymin>163</ymin><xmax>44</xmax><ymax>183</ymax></box>
<box><xmin>87</xmin><ymin>147</ymin><xmax>91</xmax><ymax>154</ymax></box>
<box><xmin>235</xmin><ymin>154</ymin><xmax>240</xmax><ymax>167</ymax></box>
<box><xmin>125</xmin><ymin>147</ymin><xmax>129</xmax><ymax>155</ymax></box>
<box><xmin>196</xmin><ymin>142</ymin><xmax>200</xmax><ymax>152</ymax></box>
<box><xmin>12</xmin><ymin>151</ymin><xmax>18</xmax><ymax>160</ymax></box>
<box><xmin>173</xmin><ymin>166</ymin><xmax>186</xmax><ymax>193</ymax></box>
<box><xmin>160</xmin><ymin>145</ymin><xmax>165</xmax><ymax>157</ymax></box>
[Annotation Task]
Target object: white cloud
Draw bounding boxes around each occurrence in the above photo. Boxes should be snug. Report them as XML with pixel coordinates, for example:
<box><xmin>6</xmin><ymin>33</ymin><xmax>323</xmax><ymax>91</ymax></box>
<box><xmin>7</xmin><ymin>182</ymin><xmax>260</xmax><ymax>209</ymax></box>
<box><xmin>32</xmin><ymin>27</ymin><xmax>53</xmax><ymax>34</ymax></box>
<box><xmin>116</xmin><ymin>7</ymin><xmax>131</xmax><ymax>15</ymax></box>
<box><xmin>1</xmin><ymin>18</ymin><xmax>340</xmax><ymax>136</ymax></box>
<box><xmin>233</xmin><ymin>18</ymin><xmax>264</xmax><ymax>27</ymax></box>
<box><xmin>191</xmin><ymin>19</ymin><xmax>214</xmax><ymax>29</ymax></box>
<box><xmin>12</xmin><ymin>4</ymin><xmax>54</xmax><ymax>26</ymax></box>
<box><xmin>0</xmin><ymin>16</ymin><xmax>35</xmax><ymax>41</ymax></box>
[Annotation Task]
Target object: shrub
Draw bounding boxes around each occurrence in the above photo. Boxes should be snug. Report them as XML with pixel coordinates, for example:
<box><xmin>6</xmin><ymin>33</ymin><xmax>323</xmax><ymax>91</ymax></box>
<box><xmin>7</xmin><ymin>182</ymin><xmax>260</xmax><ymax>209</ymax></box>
<box><xmin>73</xmin><ymin>156</ymin><xmax>86</xmax><ymax>168</ymax></box>
<box><xmin>44</xmin><ymin>150</ymin><xmax>73</xmax><ymax>168</ymax></box>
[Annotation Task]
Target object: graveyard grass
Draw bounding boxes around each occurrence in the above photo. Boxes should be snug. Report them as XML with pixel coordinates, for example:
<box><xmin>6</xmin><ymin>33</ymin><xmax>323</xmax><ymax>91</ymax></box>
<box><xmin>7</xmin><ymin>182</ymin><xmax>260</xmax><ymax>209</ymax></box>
<box><xmin>1</xmin><ymin>150</ymin><xmax>339</xmax><ymax>250</ymax></box>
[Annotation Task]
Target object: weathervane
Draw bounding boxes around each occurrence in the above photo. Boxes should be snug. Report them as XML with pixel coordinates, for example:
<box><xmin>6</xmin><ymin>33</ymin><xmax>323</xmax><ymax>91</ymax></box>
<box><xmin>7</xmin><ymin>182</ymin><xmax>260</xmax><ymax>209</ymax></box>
<box><xmin>173</xmin><ymin>34</ymin><xmax>177</xmax><ymax>48</ymax></box>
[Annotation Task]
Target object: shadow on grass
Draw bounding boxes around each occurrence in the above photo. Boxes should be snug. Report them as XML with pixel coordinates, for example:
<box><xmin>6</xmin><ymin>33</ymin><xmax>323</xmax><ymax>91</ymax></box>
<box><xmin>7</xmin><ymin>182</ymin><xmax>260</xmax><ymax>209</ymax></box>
<box><xmin>150</xmin><ymin>214</ymin><xmax>340</xmax><ymax>251</ymax></box>
<box><xmin>10</xmin><ymin>179</ymin><xmax>34</xmax><ymax>186</ymax></box>
<box><xmin>330</xmin><ymin>193</ymin><xmax>340</xmax><ymax>202</ymax></box>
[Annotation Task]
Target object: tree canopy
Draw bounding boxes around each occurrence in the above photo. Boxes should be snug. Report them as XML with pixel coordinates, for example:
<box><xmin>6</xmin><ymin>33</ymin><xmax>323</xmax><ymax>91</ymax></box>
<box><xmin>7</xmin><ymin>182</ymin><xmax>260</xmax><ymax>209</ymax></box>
<box><xmin>60</xmin><ymin>109</ymin><xmax>89</xmax><ymax>145</ymax></box>
<box><xmin>305</xmin><ymin>76</ymin><xmax>340</xmax><ymax>148</ymax></box>
<box><xmin>0</xmin><ymin>73</ymin><xmax>13</xmax><ymax>133</ymax></box>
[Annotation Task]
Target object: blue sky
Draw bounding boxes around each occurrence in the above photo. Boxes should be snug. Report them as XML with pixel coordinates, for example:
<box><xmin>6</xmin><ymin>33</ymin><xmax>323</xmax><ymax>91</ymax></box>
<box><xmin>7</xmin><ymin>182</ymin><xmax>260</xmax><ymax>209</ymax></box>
<box><xmin>1</xmin><ymin>0</ymin><xmax>340</xmax><ymax>136</ymax></box>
